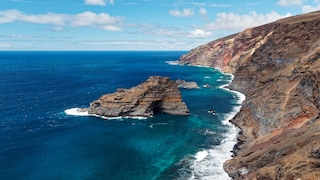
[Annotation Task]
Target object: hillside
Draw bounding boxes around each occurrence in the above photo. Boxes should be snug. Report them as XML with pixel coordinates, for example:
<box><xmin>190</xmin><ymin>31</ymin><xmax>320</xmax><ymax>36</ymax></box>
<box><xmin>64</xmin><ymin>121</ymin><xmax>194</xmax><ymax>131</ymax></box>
<box><xmin>179</xmin><ymin>11</ymin><xmax>320</xmax><ymax>179</ymax></box>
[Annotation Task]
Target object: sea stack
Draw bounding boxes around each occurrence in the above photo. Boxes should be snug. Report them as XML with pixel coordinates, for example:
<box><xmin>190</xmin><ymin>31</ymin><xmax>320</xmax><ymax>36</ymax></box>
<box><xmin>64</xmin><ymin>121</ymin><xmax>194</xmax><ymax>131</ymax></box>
<box><xmin>179</xmin><ymin>11</ymin><xmax>320</xmax><ymax>179</ymax></box>
<box><xmin>83</xmin><ymin>76</ymin><xmax>189</xmax><ymax>118</ymax></box>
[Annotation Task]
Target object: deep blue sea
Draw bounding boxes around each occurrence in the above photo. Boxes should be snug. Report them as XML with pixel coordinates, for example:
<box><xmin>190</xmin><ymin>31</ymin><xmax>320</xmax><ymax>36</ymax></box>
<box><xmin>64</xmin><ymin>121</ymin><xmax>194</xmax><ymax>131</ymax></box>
<box><xmin>0</xmin><ymin>51</ymin><xmax>244</xmax><ymax>180</ymax></box>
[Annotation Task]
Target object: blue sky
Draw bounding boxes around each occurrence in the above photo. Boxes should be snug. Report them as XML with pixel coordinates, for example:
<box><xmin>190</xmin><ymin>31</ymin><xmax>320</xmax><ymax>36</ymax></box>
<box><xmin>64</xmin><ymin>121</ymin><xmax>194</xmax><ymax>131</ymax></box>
<box><xmin>1</xmin><ymin>0</ymin><xmax>320</xmax><ymax>50</ymax></box>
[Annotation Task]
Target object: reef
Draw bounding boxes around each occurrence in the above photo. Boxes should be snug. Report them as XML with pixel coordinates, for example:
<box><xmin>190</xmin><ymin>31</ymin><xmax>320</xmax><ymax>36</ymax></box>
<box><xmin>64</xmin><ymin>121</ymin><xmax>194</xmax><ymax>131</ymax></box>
<box><xmin>179</xmin><ymin>10</ymin><xmax>320</xmax><ymax>179</ymax></box>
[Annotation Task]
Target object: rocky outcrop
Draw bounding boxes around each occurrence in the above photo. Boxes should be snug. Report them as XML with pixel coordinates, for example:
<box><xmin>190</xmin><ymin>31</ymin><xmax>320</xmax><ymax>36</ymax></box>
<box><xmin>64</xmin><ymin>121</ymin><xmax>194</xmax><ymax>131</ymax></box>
<box><xmin>179</xmin><ymin>11</ymin><xmax>320</xmax><ymax>179</ymax></box>
<box><xmin>175</xmin><ymin>79</ymin><xmax>200</xmax><ymax>89</ymax></box>
<box><xmin>82</xmin><ymin>76</ymin><xmax>189</xmax><ymax>118</ymax></box>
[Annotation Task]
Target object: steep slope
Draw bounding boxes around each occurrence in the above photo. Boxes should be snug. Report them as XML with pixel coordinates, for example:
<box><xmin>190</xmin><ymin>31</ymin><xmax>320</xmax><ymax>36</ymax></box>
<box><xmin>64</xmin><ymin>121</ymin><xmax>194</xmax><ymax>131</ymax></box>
<box><xmin>179</xmin><ymin>11</ymin><xmax>320</xmax><ymax>179</ymax></box>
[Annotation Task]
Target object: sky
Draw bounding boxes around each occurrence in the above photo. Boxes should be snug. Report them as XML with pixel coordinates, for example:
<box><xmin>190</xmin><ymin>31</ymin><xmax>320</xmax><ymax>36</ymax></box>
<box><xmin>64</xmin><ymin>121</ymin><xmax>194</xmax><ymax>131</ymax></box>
<box><xmin>0</xmin><ymin>0</ymin><xmax>320</xmax><ymax>50</ymax></box>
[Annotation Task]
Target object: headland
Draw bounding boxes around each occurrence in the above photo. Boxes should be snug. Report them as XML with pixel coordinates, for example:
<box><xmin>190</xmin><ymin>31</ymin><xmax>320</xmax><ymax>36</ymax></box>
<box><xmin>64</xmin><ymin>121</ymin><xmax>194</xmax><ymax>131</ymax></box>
<box><xmin>179</xmin><ymin>10</ymin><xmax>320</xmax><ymax>179</ymax></box>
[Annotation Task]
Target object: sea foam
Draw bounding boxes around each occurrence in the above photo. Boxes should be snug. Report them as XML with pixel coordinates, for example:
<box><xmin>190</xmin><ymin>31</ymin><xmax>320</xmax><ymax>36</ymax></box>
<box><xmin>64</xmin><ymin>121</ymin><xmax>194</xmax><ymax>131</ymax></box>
<box><xmin>165</xmin><ymin>60</ymin><xmax>180</xmax><ymax>65</ymax></box>
<box><xmin>64</xmin><ymin>108</ymin><xmax>89</xmax><ymax>116</ymax></box>
<box><xmin>64</xmin><ymin>108</ymin><xmax>148</xmax><ymax>120</ymax></box>
<box><xmin>194</xmin><ymin>150</ymin><xmax>208</xmax><ymax>162</ymax></box>
<box><xmin>178</xmin><ymin>70</ymin><xmax>246</xmax><ymax>180</ymax></box>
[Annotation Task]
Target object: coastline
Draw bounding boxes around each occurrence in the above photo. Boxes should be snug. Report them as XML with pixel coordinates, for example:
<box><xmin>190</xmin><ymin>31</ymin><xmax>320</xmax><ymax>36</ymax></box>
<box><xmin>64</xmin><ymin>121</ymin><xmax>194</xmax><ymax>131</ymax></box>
<box><xmin>66</xmin><ymin>61</ymin><xmax>247</xmax><ymax>179</ymax></box>
<box><xmin>190</xmin><ymin>69</ymin><xmax>246</xmax><ymax>179</ymax></box>
<box><xmin>176</xmin><ymin>11</ymin><xmax>320</xmax><ymax>179</ymax></box>
<box><xmin>173</xmin><ymin>61</ymin><xmax>246</xmax><ymax>179</ymax></box>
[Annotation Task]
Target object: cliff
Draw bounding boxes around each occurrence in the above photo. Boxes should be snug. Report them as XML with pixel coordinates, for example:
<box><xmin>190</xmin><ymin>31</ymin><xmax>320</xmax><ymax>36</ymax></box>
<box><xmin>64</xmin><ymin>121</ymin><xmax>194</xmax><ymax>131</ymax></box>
<box><xmin>83</xmin><ymin>76</ymin><xmax>189</xmax><ymax>118</ymax></box>
<box><xmin>179</xmin><ymin>11</ymin><xmax>320</xmax><ymax>179</ymax></box>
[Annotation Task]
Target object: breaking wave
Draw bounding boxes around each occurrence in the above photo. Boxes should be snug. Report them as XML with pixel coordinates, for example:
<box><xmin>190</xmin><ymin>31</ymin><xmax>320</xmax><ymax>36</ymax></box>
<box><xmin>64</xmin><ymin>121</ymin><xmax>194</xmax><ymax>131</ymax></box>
<box><xmin>64</xmin><ymin>108</ymin><xmax>148</xmax><ymax>120</ymax></box>
<box><xmin>176</xmin><ymin>71</ymin><xmax>245</xmax><ymax>180</ymax></box>
<box><xmin>165</xmin><ymin>60</ymin><xmax>180</xmax><ymax>65</ymax></box>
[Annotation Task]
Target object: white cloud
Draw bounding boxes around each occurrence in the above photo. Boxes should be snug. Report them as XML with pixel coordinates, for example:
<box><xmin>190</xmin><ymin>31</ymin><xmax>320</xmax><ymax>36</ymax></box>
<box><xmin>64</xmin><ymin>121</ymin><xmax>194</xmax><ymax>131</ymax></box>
<box><xmin>0</xmin><ymin>43</ymin><xmax>12</xmax><ymax>48</ymax></box>
<box><xmin>190</xmin><ymin>2</ymin><xmax>206</xmax><ymax>6</ymax></box>
<box><xmin>278</xmin><ymin>0</ymin><xmax>304</xmax><ymax>6</ymax></box>
<box><xmin>85</xmin><ymin>0</ymin><xmax>106</xmax><ymax>6</ymax></box>
<box><xmin>0</xmin><ymin>9</ymin><xmax>66</xmax><ymax>25</ymax></box>
<box><xmin>71</xmin><ymin>11</ymin><xmax>123</xmax><ymax>30</ymax></box>
<box><xmin>100</xmin><ymin>25</ymin><xmax>121</xmax><ymax>31</ymax></box>
<box><xmin>0</xmin><ymin>9</ymin><xmax>20</xmax><ymax>23</ymax></box>
<box><xmin>169</xmin><ymin>8</ymin><xmax>194</xmax><ymax>17</ymax></box>
<box><xmin>199</xmin><ymin>8</ymin><xmax>207</xmax><ymax>17</ymax></box>
<box><xmin>205</xmin><ymin>11</ymin><xmax>291</xmax><ymax>31</ymax></box>
<box><xmin>0</xmin><ymin>9</ymin><xmax>123</xmax><ymax>31</ymax></box>
<box><xmin>208</xmin><ymin>3</ymin><xmax>231</xmax><ymax>7</ymax></box>
<box><xmin>302</xmin><ymin>4</ymin><xmax>320</xmax><ymax>13</ymax></box>
<box><xmin>188</xmin><ymin>28</ymin><xmax>212</xmax><ymax>38</ymax></box>
<box><xmin>84</xmin><ymin>0</ymin><xmax>114</xmax><ymax>6</ymax></box>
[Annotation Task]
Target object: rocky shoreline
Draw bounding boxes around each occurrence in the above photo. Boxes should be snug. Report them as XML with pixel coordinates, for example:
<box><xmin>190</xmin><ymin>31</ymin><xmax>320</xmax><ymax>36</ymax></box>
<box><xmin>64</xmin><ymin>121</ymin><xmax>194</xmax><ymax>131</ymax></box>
<box><xmin>179</xmin><ymin>10</ymin><xmax>320</xmax><ymax>179</ymax></box>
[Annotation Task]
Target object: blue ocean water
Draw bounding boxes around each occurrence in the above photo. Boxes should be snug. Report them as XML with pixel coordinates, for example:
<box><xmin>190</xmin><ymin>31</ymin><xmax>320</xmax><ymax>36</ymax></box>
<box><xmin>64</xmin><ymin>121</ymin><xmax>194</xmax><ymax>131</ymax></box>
<box><xmin>0</xmin><ymin>51</ymin><xmax>243</xmax><ymax>179</ymax></box>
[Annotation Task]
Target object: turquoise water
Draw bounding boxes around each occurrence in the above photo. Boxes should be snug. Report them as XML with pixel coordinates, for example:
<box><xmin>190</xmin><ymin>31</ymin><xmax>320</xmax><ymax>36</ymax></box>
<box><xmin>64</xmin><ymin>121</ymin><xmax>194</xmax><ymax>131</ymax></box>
<box><xmin>0</xmin><ymin>51</ymin><xmax>243</xmax><ymax>179</ymax></box>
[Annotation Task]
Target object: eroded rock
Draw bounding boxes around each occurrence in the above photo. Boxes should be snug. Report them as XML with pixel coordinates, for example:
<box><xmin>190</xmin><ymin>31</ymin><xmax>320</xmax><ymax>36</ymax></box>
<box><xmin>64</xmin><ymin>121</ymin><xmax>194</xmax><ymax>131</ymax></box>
<box><xmin>83</xmin><ymin>76</ymin><xmax>189</xmax><ymax>119</ymax></box>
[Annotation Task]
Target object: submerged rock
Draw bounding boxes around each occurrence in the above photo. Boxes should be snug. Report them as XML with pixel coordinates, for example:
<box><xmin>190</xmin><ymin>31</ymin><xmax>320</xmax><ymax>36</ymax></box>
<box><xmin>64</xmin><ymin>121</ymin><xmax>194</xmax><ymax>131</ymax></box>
<box><xmin>83</xmin><ymin>76</ymin><xmax>189</xmax><ymax>119</ymax></box>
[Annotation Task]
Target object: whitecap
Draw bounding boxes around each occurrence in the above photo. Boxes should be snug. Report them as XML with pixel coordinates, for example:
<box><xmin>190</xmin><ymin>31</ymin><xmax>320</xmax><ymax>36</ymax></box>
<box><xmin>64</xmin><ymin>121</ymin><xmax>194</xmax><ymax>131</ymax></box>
<box><xmin>194</xmin><ymin>150</ymin><xmax>208</xmax><ymax>162</ymax></box>
<box><xmin>64</xmin><ymin>108</ymin><xmax>89</xmax><ymax>116</ymax></box>
<box><xmin>165</xmin><ymin>60</ymin><xmax>180</xmax><ymax>65</ymax></box>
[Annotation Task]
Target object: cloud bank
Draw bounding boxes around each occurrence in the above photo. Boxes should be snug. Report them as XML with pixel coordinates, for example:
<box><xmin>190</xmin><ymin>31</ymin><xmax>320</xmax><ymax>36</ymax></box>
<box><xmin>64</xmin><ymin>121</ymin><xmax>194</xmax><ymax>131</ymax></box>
<box><xmin>302</xmin><ymin>4</ymin><xmax>320</xmax><ymax>13</ymax></box>
<box><xmin>0</xmin><ymin>9</ymin><xmax>123</xmax><ymax>31</ymax></box>
<box><xmin>205</xmin><ymin>11</ymin><xmax>291</xmax><ymax>31</ymax></box>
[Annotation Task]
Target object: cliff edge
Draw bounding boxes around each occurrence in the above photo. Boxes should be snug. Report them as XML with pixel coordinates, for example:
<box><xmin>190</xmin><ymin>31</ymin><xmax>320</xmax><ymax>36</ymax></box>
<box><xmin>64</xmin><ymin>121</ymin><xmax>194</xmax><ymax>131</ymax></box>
<box><xmin>179</xmin><ymin>11</ymin><xmax>320</xmax><ymax>179</ymax></box>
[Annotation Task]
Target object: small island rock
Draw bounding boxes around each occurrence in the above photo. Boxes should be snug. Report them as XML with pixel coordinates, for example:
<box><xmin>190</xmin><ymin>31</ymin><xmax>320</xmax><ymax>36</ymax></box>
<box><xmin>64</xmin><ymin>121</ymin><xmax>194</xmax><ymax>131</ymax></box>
<box><xmin>175</xmin><ymin>79</ymin><xmax>200</xmax><ymax>89</ymax></box>
<box><xmin>83</xmin><ymin>76</ymin><xmax>189</xmax><ymax>119</ymax></box>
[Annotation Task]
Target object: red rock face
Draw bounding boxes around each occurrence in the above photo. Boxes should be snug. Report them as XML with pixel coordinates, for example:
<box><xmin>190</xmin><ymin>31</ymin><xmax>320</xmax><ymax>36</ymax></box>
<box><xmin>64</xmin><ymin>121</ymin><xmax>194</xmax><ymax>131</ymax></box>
<box><xmin>179</xmin><ymin>11</ymin><xmax>320</xmax><ymax>179</ymax></box>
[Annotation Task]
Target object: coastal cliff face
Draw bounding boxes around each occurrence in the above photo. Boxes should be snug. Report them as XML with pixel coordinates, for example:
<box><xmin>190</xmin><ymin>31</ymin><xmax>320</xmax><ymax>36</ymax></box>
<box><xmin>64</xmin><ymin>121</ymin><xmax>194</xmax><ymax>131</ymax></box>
<box><xmin>179</xmin><ymin>11</ymin><xmax>320</xmax><ymax>179</ymax></box>
<box><xmin>84</xmin><ymin>76</ymin><xmax>189</xmax><ymax>118</ymax></box>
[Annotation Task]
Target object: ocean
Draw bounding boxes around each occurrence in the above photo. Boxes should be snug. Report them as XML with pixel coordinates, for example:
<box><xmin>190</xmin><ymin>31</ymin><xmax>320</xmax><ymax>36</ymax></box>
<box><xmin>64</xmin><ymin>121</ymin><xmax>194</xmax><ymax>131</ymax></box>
<box><xmin>0</xmin><ymin>51</ymin><xmax>244</xmax><ymax>180</ymax></box>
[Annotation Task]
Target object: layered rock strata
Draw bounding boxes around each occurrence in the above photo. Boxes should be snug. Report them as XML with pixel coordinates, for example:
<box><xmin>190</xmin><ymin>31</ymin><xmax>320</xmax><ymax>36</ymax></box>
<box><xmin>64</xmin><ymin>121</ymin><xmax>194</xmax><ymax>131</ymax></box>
<box><xmin>179</xmin><ymin>11</ymin><xmax>320</xmax><ymax>179</ymax></box>
<box><xmin>83</xmin><ymin>76</ymin><xmax>189</xmax><ymax>118</ymax></box>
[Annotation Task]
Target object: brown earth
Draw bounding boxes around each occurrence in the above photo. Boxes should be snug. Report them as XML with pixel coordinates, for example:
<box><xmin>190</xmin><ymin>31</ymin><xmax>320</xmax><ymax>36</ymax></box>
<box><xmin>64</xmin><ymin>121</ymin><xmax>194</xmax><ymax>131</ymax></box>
<box><xmin>179</xmin><ymin>10</ymin><xmax>320</xmax><ymax>179</ymax></box>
